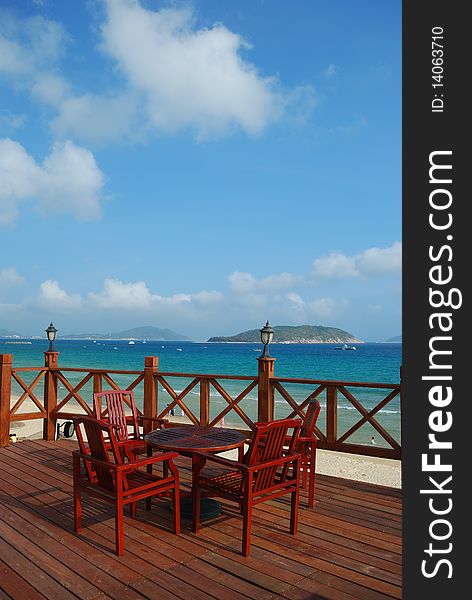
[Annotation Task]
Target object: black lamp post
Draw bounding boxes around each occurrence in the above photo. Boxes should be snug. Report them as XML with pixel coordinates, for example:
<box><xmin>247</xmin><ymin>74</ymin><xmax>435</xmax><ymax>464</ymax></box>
<box><xmin>259</xmin><ymin>320</ymin><xmax>274</xmax><ymax>358</ymax></box>
<box><xmin>45</xmin><ymin>322</ymin><xmax>58</xmax><ymax>352</ymax></box>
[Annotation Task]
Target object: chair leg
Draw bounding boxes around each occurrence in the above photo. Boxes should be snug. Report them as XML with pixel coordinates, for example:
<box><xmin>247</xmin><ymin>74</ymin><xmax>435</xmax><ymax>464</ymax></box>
<box><xmin>173</xmin><ymin>482</ymin><xmax>181</xmax><ymax>535</ymax></box>
<box><xmin>301</xmin><ymin>465</ymin><xmax>308</xmax><ymax>489</ymax></box>
<box><xmin>73</xmin><ymin>456</ymin><xmax>82</xmax><ymax>533</ymax></box>
<box><xmin>192</xmin><ymin>484</ymin><xmax>201</xmax><ymax>534</ymax></box>
<box><xmin>290</xmin><ymin>484</ymin><xmax>300</xmax><ymax>535</ymax></box>
<box><xmin>242</xmin><ymin>499</ymin><xmax>252</xmax><ymax>557</ymax></box>
<box><xmin>73</xmin><ymin>484</ymin><xmax>82</xmax><ymax>533</ymax></box>
<box><xmin>130</xmin><ymin>502</ymin><xmax>137</xmax><ymax>518</ymax></box>
<box><xmin>308</xmin><ymin>444</ymin><xmax>316</xmax><ymax>509</ymax></box>
<box><xmin>115</xmin><ymin>495</ymin><xmax>124</xmax><ymax>556</ymax></box>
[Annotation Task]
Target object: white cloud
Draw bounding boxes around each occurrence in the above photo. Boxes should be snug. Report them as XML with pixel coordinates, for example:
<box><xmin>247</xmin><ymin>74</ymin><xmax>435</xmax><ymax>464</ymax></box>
<box><xmin>228</xmin><ymin>271</ymin><xmax>257</xmax><ymax>294</ymax></box>
<box><xmin>0</xmin><ymin>109</ymin><xmax>26</xmax><ymax>131</ymax></box>
<box><xmin>0</xmin><ymin>138</ymin><xmax>106</xmax><ymax>225</ymax></box>
<box><xmin>286</xmin><ymin>292</ymin><xmax>305</xmax><ymax>313</ymax></box>
<box><xmin>229</xmin><ymin>270</ymin><xmax>296</xmax><ymax>294</ymax></box>
<box><xmin>308</xmin><ymin>297</ymin><xmax>349</xmax><ymax>319</ymax></box>
<box><xmin>31</xmin><ymin>72</ymin><xmax>70</xmax><ymax>106</ymax></box>
<box><xmin>324</xmin><ymin>64</ymin><xmax>338</xmax><ymax>78</ymax></box>
<box><xmin>88</xmin><ymin>278</ymin><xmax>222</xmax><ymax>310</ymax></box>
<box><xmin>228</xmin><ymin>243</ymin><xmax>401</xmax><ymax>298</ymax></box>
<box><xmin>193</xmin><ymin>290</ymin><xmax>224</xmax><ymax>304</ymax></box>
<box><xmin>51</xmin><ymin>92</ymin><xmax>139</xmax><ymax>145</ymax></box>
<box><xmin>0</xmin><ymin>31</ymin><xmax>31</xmax><ymax>76</ymax></box>
<box><xmin>0</xmin><ymin>12</ymin><xmax>67</xmax><ymax>76</ymax></box>
<box><xmin>1</xmin><ymin>12</ymin><xmax>127</xmax><ymax>145</ymax></box>
<box><xmin>38</xmin><ymin>280</ymin><xmax>82</xmax><ymax>311</ymax></box>
<box><xmin>311</xmin><ymin>252</ymin><xmax>358</xmax><ymax>279</ymax></box>
<box><xmin>100</xmin><ymin>0</ymin><xmax>284</xmax><ymax>139</ymax></box>
<box><xmin>1</xmin><ymin>5</ymin><xmax>315</xmax><ymax>145</ymax></box>
<box><xmin>89</xmin><ymin>279</ymin><xmax>156</xmax><ymax>310</ymax></box>
<box><xmin>355</xmin><ymin>242</ymin><xmax>402</xmax><ymax>275</ymax></box>
<box><xmin>285</xmin><ymin>292</ymin><xmax>348</xmax><ymax>320</ymax></box>
<box><xmin>0</xmin><ymin>267</ymin><xmax>25</xmax><ymax>290</ymax></box>
<box><xmin>311</xmin><ymin>242</ymin><xmax>402</xmax><ymax>279</ymax></box>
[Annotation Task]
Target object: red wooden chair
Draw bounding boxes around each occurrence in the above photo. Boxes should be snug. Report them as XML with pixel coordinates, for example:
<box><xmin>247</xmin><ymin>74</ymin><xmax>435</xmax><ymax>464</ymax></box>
<box><xmin>73</xmin><ymin>416</ymin><xmax>180</xmax><ymax>556</ymax></box>
<box><xmin>93</xmin><ymin>389</ymin><xmax>168</xmax><ymax>459</ymax></box>
<box><xmin>296</xmin><ymin>398</ymin><xmax>321</xmax><ymax>508</ymax></box>
<box><xmin>192</xmin><ymin>418</ymin><xmax>302</xmax><ymax>556</ymax></box>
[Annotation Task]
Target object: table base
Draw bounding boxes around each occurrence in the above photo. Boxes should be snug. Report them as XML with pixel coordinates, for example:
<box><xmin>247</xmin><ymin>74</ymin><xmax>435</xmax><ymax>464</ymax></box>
<box><xmin>169</xmin><ymin>497</ymin><xmax>221</xmax><ymax>521</ymax></box>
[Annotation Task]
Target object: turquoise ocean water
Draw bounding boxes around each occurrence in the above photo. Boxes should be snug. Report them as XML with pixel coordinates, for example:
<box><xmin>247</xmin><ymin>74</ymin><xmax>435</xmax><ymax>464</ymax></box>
<box><xmin>2</xmin><ymin>339</ymin><xmax>401</xmax><ymax>448</ymax></box>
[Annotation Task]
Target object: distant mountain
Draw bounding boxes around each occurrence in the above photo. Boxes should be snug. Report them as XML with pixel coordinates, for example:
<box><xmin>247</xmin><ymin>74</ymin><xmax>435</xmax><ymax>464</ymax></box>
<box><xmin>0</xmin><ymin>327</ymin><xmax>21</xmax><ymax>337</ymax></box>
<box><xmin>386</xmin><ymin>335</ymin><xmax>402</xmax><ymax>343</ymax></box>
<box><xmin>61</xmin><ymin>326</ymin><xmax>189</xmax><ymax>341</ymax></box>
<box><xmin>208</xmin><ymin>325</ymin><xmax>361</xmax><ymax>344</ymax></box>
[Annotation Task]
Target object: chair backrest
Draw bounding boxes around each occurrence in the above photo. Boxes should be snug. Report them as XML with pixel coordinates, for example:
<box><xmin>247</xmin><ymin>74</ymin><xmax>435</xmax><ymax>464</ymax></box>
<box><xmin>93</xmin><ymin>390</ymin><xmax>140</xmax><ymax>443</ymax></box>
<box><xmin>245</xmin><ymin>418</ymin><xmax>302</xmax><ymax>493</ymax></box>
<box><xmin>74</xmin><ymin>416</ymin><xmax>123</xmax><ymax>491</ymax></box>
<box><xmin>300</xmin><ymin>398</ymin><xmax>321</xmax><ymax>439</ymax></box>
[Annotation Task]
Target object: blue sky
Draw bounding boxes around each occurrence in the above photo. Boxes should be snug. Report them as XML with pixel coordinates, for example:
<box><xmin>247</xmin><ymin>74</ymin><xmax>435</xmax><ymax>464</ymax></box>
<box><xmin>0</xmin><ymin>0</ymin><xmax>401</xmax><ymax>341</ymax></box>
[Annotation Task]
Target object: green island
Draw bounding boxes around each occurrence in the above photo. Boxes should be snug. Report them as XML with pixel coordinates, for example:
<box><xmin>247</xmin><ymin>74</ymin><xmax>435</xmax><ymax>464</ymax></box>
<box><xmin>208</xmin><ymin>325</ymin><xmax>361</xmax><ymax>344</ymax></box>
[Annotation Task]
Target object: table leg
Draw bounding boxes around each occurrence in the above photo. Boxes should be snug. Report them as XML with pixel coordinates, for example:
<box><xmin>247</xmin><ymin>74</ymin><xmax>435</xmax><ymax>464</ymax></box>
<box><xmin>166</xmin><ymin>453</ymin><xmax>221</xmax><ymax>521</ymax></box>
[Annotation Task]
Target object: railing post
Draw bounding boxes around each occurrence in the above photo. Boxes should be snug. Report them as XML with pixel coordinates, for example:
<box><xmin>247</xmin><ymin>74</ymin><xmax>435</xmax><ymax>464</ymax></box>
<box><xmin>257</xmin><ymin>357</ymin><xmax>276</xmax><ymax>423</ymax></box>
<box><xmin>326</xmin><ymin>385</ymin><xmax>338</xmax><ymax>445</ymax></box>
<box><xmin>43</xmin><ymin>351</ymin><xmax>59</xmax><ymax>441</ymax></box>
<box><xmin>143</xmin><ymin>356</ymin><xmax>158</xmax><ymax>434</ymax></box>
<box><xmin>200</xmin><ymin>379</ymin><xmax>210</xmax><ymax>426</ymax></box>
<box><xmin>93</xmin><ymin>372</ymin><xmax>102</xmax><ymax>396</ymax></box>
<box><xmin>0</xmin><ymin>354</ymin><xmax>12</xmax><ymax>447</ymax></box>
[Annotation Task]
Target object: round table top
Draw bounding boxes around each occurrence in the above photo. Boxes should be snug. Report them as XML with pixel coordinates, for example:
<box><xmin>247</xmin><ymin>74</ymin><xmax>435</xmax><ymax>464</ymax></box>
<box><xmin>145</xmin><ymin>425</ymin><xmax>247</xmax><ymax>453</ymax></box>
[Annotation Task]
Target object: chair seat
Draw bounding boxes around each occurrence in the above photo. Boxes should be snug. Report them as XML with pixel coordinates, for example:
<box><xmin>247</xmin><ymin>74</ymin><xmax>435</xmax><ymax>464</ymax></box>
<box><xmin>82</xmin><ymin>467</ymin><xmax>173</xmax><ymax>497</ymax></box>
<box><xmin>200</xmin><ymin>470</ymin><xmax>244</xmax><ymax>496</ymax></box>
<box><xmin>125</xmin><ymin>469</ymin><xmax>169</xmax><ymax>490</ymax></box>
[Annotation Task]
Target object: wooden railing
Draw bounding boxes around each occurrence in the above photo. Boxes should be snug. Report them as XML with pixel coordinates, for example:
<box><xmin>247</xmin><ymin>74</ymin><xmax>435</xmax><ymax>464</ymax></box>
<box><xmin>0</xmin><ymin>353</ymin><xmax>401</xmax><ymax>459</ymax></box>
<box><xmin>271</xmin><ymin>377</ymin><xmax>401</xmax><ymax>459</ymax></box>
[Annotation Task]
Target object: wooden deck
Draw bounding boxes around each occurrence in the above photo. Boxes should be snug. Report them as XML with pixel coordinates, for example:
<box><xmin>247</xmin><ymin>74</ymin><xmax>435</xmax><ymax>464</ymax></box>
<box><xmin>0</xmin><ymin>439</ymin><xmax>402</xmax><ymax>600</ymax></box>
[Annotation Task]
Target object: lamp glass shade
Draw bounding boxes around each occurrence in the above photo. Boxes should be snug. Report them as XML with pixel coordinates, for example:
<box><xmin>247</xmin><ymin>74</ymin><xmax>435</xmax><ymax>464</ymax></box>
<box><xmin>260</xmin><ymin>321</ymin><xmax>274</xmax><ymax>346</ymax></box>
<box><xmin>46</xmin><ymin>323</ymin><xmax>57</xmax><ymax>342</ymax></box>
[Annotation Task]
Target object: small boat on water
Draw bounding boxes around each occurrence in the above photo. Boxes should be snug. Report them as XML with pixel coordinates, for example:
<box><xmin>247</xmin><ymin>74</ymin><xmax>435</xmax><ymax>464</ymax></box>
<box><xmin>336</xmin><ymin>344</ymin><xmax>357</xmax><ymax>351</ymax></box>
<box><xmin>128</xmin><ymin>340</ymin><xmax>135</xmax><ymax>345</ymax></box>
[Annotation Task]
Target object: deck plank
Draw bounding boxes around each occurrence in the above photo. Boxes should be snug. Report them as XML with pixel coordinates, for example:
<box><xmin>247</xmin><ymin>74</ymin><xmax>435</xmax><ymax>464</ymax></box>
<box><xmin>0</xmin><ymin>439</ymin><xmax>401</xmax><ymax>600</ymax></box>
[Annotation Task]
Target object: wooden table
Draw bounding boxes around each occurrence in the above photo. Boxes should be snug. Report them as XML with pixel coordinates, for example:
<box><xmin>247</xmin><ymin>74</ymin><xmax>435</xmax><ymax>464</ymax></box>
<box><xmin>145</xmin><ymin>426</ymin><xmax>247</xmax><ymax>520</ymax></box>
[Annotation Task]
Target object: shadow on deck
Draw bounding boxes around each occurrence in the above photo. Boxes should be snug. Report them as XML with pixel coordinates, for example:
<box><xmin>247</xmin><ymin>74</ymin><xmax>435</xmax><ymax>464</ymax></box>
<box><xmin>0</xmin><ymin>439</ymin><xmax>401</xmax><ymax>600</ymax></box>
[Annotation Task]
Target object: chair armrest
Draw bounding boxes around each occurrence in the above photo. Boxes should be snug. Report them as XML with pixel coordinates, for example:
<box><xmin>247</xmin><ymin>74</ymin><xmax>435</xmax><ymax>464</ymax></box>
<box><xmin>247</xmin><ymin>452</ymin><xmax>302</xmax><ymax>472</ymax></box>
<box><xmin>138</xmin><ymin>416</ymin><xmax>169</xmax><ymax>427</ymax></box>
<box><xmin>118</xmin><ymin>451</ymin><xmax>179</xmax><ymax>471</ymax></box>
<box><xmin>283</xmin><ymin>435</ymin><xmax>318</xmax><ymax>447</ymax></box>
<box><xmin>73</xmin><ymin>449</ymin><xmax>120</xmax><ymax>471</ymax></box>
<box><xmin>192</xmin><ymin>450</ymin><xmax>250</xmax><ymax>472</ymax></box>
<box><xmin>73</xmin><ymin>449</ymin><xmax>179</xmax><ymax>472</ymax></box>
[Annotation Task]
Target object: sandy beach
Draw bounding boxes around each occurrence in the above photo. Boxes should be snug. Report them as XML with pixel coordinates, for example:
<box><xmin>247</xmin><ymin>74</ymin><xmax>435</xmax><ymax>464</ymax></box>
<box><xmin>9</xmin><ymin>403</ymin><xmax>401</xmax><ymax>489</ymax></box>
